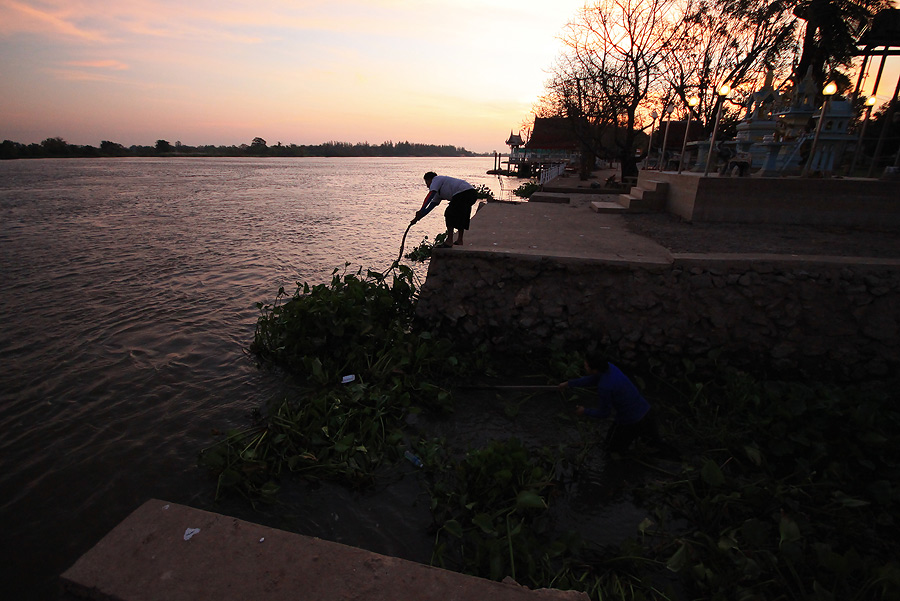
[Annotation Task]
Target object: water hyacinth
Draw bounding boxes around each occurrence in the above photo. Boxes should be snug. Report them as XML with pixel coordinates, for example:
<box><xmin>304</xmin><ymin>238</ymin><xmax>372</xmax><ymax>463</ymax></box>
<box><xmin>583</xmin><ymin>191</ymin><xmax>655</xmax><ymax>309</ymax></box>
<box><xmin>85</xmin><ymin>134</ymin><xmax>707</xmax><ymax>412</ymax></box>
<box><xmin>201</xmin><ymin>261</ymin><xmax>463</xmax><ymax>500</ymax></box>
<box><xmin>201</xmin><ymin>256</ymin><xmax>900</xmax><ymax>600</ymax></box>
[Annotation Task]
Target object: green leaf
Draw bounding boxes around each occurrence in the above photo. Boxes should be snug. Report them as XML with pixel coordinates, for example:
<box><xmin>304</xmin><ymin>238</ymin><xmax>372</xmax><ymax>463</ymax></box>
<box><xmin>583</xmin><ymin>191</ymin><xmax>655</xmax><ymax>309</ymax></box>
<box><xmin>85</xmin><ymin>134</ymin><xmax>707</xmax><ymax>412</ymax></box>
<box><xmin>515</xmin><ymin>490</ymin><xmax>547</xmax><ymax>510</ymax></box>
<box><xmin>831</xmin><ymin>491</ymin><xmax>870</xmax><ymax>508</ymax></box>
<box><xmin>779</xmin><ymin>514</ymin><xmax>802</xmax><ymax>546</ymax></box>
<box><xmin>667</xmin><ymin>542</ymin><xmax>689</xmax><ymax>572</ymax></box>
<box><xmin>472</xmin><ymin>513</ymin><xmax>495</xmax><ymax>534</ymax></box>
<box><xmin>442</xmin><ymin>519</ymin><xmax>463</xmax><ymax>538</ymax></box>
<box><xmin>743</xmin><ymin>445</ymin><xmax>763</xmax><ymax>466</ymax></box>
<box><xmin>701</xmin><ymin>459</ymin><xmax>725</xmax><ymax>488</ymax></box>
<box><xmin>637</xmin><ymin>517</ymin><xmax>654</xmax><ymax>534</ymax></box>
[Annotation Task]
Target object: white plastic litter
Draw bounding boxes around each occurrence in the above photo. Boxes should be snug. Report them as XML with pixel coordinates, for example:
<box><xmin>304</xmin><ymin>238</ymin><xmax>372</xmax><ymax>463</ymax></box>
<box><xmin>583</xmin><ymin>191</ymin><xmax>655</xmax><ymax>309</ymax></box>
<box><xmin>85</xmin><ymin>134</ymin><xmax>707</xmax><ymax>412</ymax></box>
<box><xmin>341</xmin><ymin>374</ymin><xmax>356</xmax><ymax>384</ymax></box>
<box><xmin>183</xmin><ymin>527</ymin><xmax>200</xmax><ymax>541</ymax></box>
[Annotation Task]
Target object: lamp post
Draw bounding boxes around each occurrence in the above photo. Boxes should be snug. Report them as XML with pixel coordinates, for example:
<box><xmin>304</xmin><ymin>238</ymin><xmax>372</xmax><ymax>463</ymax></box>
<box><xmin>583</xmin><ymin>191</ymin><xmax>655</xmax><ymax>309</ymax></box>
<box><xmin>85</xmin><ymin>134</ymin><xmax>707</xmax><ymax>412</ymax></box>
<box><xmin>646</xmin><ymin>110</ymin><xmax>659</xmax><ymax>167</ymax></box>
<box><xmin>802</xmin><ymin>82</ymin><xmax>838</xmax><ymax>177</ymax></box>
<box><xmin>848</xmin><ymin>95</ymin><xmax>878</xmax><ymax>176</ymax></box>
<box><xmin>678</xmin><ymin>96</ymin><xmax>700</xmax><ymax>173</ymax></box>
<box><xmin>703</xmin><ymin>84</ymin><xmax>731</xmax><ymax>176</ymax></box>
<box><xmin>659</xmin><ymin>103</ymin><xmax>675</xmax><ymax>170</ymax></box>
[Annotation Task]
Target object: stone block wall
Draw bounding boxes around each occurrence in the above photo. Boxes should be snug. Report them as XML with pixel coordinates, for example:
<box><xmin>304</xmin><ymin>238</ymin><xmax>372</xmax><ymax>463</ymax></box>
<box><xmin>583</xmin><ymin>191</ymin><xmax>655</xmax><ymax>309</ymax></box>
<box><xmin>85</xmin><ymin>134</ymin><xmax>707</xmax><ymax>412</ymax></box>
<box><xmin>416</xmin><ymin>251</ymin><xmax>900</xmax><ymax>381</ymax></box>
<box><xmin>640</xmin><ymin>171</ymin><xmax>900</xmax><ymax>226</ymax></box>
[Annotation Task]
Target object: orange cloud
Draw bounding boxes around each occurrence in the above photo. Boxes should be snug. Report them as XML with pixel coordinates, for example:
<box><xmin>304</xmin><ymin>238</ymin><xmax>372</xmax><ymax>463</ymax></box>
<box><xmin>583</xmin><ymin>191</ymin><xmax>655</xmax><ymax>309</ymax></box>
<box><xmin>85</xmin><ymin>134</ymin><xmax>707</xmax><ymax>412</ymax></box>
<box><xmin>0</xmin><ymin>0</ymin><xmax>113</xmax><ymax>42</ymax></box>
<box><xmin>49</xmin><ymin>68</ymin><xmax>119</xmax><ymax>82</ymax></box>
<box><xmin>64</xmin><ymin>59</ymin><xmax>130</xmax><ymax>70</ymax></box>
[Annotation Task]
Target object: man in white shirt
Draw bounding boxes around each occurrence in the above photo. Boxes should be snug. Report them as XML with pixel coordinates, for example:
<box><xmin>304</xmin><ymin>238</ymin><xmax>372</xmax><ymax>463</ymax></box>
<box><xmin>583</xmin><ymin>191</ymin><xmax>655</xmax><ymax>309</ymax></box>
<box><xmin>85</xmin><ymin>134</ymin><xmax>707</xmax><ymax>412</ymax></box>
<box><xmin>413</xmin><ymin>171</ymin><xmax>478</xmax><ymax>247</ymax></box>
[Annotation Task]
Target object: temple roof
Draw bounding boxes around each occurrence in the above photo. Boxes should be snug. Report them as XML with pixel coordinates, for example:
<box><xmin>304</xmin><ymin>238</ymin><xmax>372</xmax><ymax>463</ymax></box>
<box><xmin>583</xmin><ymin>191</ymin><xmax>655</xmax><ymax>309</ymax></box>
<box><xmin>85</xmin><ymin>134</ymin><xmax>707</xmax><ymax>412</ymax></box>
<box><xmin>505</xmin><ymin>132</ymin><xmax>524</xmax><ymax>146</ymax></box>
<box><xmin>524</xmin><ymin>117</ymin><xmax>580</xmax><ymax>150</ymax></box>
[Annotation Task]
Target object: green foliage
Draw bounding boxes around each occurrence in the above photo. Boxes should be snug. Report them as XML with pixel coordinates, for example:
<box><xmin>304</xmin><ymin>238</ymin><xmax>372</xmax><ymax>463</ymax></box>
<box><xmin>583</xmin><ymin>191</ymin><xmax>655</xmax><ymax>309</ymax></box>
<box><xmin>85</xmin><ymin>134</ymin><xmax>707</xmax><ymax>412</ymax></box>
<box><xmin>202</xmin><ymin>262</ymin><xmax>467</xmax><ymax>500</ymax></box>
<box><xmin>633</xmin><ymin>360</ymin><xmax>900</xmax><ymax>601</ymax></box>
<box><xmin>513</xmin><ymin>182</ymin><xmax>541</xmax><ymax>199</ymax></box>
<box><xmin>202</xmin><ymin>265</ymin><xmax>900</xmax><ymax>600</ymax></box>
<box><xmin>473</xmin><ymin>183</ymin><xmax>496</xmax><ymax>202</ymax></box>
<box><xmin>200</xmin><ymin>381</ymin><xmax>411</xmax><ymax>501</ymax></box>
<box><xmin>250</xmin><ymin>264</ymin><xmax>422</xmax><ymax>384</ymax></box>
<box><xmin>404</xmin><ymin>232</ymin><xmax>449</xmax><ymax>262</ymax></box>
<box><xmin>426</xmin><ymin>438</ymin><xmax>576</xmax><ymax>584</ymax></box>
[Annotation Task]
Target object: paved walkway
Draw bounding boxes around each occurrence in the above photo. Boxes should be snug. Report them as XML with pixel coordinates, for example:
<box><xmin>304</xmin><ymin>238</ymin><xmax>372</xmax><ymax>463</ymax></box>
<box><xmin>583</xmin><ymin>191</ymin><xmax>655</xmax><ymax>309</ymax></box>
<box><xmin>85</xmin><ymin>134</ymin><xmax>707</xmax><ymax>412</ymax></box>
<box><xmin>456</xmin><ymin>200</ymin><xmax>673</xmax><ymax>265</ymax></box>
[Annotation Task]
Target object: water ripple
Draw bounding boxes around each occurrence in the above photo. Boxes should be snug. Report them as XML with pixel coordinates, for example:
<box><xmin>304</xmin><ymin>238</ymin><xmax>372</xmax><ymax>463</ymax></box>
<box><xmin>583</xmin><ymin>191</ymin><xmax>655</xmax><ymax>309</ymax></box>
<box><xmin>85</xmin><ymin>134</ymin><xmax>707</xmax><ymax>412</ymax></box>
<box><xmin>0</xmin><ymin>156</ymin><xmax>505</xmax><ymax>599</ymax></box>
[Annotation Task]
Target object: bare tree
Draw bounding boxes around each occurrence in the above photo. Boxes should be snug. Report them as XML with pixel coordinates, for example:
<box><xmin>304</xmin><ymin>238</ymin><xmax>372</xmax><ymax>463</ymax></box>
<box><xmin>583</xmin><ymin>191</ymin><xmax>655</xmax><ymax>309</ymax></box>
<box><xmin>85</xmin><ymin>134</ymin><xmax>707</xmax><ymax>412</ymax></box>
<box><xmin>663</xmin><ymin>0</ymin><xmax>797</xmax><ymax>130</ymax></box>
<box><xmin>538</xmin><ymin>0</ymin><xmax>808</xmax><ymax>176</ymax></box>
<box><xmin>547</xmin><ymin>0</ymin><xmax>684</xmax><ymax>178</ymax></box>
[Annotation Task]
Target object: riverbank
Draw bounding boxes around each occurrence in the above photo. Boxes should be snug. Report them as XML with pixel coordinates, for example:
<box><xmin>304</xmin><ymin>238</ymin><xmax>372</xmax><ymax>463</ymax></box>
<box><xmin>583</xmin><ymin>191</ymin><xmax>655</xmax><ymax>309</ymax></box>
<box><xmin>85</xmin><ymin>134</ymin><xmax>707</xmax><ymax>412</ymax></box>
<box><xmin>417</xmin><ymin>175</ymin><xmax>900</xmax><ymax>380</ymax></box>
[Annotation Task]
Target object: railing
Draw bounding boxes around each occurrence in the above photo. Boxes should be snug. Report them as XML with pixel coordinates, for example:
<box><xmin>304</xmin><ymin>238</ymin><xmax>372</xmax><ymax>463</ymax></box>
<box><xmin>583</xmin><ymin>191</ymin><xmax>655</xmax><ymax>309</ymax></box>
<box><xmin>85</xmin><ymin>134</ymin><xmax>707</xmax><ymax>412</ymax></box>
<box><xmin>539</xmin><ymin>162</ymin><xmax>567</xmax><ymax>185</ymax></box>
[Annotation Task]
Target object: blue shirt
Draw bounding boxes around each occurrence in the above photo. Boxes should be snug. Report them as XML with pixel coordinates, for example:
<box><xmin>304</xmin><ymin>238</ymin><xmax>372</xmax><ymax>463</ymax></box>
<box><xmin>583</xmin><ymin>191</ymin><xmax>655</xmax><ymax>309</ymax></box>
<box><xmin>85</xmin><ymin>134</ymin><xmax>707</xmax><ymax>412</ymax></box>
<box><xmin>568</xmin><ymin>363</ymin><xmax>650</xmax><ymax>424</ymax></box>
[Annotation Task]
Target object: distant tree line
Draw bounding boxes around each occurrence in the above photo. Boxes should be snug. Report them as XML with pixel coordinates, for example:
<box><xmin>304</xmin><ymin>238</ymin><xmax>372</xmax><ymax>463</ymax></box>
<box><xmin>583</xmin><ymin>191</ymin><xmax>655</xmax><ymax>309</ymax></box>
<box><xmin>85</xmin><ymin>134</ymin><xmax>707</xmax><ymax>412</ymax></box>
<box><xmin>0</xmin><ymin>136</ymin><xmax>482</xmax><ymax>160</ymax></box>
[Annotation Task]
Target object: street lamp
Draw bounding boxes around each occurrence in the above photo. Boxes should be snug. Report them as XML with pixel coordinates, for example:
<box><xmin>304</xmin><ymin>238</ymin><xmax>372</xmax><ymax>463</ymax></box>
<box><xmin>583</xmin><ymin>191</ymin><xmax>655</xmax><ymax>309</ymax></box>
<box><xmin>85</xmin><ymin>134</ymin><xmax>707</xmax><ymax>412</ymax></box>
<box><xmin>659</xmin><ymin>103</ymin><xmax>675</xmax><ymax>170</ymax></box>
<box><xmin>678</xmin><ymin>96</ymin><xmax>700</xmax><ymax>173</ymax></box>
<box><xmin>646</xmin><ymin>110</ymin><xmax>659</xmax><ymax>167</ymax></box>
<box><xmin>802</xmin><ymin>82</ymin><xmax>838</xmax><ymax>177</ymax></box>
<box><xmin>849</xmin><ymin>95</ymin><xmax>878</xmax><ymax>176</ymax></box>
<box><xmin>703</xmin><ymin>84</ymin><xmax>731</xmax><ymax>176</ymax></box>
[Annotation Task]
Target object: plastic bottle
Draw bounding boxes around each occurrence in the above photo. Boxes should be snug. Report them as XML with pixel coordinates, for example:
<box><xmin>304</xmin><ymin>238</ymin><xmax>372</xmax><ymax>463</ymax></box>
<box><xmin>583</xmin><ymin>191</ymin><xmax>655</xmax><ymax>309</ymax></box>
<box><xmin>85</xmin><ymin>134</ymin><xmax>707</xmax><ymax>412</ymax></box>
<box><xmin>404</xmin><ymin>450</ymin><xmax>424</xmax><ymax>468</ymax></box>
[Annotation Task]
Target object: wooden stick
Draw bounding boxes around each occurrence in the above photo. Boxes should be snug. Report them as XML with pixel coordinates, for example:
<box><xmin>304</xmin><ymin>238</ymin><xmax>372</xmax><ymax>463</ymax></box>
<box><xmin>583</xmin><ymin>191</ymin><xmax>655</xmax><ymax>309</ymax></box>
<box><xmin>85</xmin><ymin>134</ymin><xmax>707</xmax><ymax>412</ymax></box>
<box><xmin>460</xmin><ymin>384</ymin><xmax>560</xmax><ymax>391</ymax></box>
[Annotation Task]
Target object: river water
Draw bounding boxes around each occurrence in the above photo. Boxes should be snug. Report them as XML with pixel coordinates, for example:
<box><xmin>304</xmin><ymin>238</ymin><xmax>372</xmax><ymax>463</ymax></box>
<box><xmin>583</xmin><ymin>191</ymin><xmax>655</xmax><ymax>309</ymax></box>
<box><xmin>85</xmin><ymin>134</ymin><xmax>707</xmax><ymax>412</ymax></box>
<box><xmin>0</xmin><ymin>156</ymin><xmax>534</xmax><ymax>598</ymax></box>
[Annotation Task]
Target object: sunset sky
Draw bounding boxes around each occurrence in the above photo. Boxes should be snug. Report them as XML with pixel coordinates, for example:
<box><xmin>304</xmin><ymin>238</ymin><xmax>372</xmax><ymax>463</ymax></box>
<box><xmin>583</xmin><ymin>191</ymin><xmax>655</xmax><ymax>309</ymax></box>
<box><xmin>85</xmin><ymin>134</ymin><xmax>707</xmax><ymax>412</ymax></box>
<box><xmin>0</xmin><ymin>0</ymin><xmax>590</xmax><ymax>153</ymax></box>
<box><xmin>2</xmin><ymin>1</ymin><xmax>897</xmax><ymax>154</ymax></box>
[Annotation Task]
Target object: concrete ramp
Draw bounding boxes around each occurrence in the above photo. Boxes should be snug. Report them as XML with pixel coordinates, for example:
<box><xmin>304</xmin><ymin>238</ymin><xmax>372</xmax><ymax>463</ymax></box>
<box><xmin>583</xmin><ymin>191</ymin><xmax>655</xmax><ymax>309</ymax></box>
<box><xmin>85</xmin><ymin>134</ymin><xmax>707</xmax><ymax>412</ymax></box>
<box><xmin>61</xmin><ymin>500</ymin><xmax>588</xmax><ymax>601</ymax></box>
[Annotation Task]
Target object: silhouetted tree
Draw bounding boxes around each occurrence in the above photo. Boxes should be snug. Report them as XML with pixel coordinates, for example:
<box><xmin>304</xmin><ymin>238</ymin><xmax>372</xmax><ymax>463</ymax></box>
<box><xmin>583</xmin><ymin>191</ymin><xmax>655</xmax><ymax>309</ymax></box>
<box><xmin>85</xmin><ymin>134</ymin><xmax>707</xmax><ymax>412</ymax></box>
<box><xmin>663</xmin><ymin>0</ymin><xmax>796</xmax><ymax>131</ymax></box>
<box><xmin>0</xmin><ymin>137</ymin><xmax>476</xmax><ymax>159</ymax></box>
<box><xmin>547</xmin><ymin>0</ymin><xmax>684</xmax><ymax>178</ymax></box>
<box><xmin>100</xmin><ymin>140</ymin><xmax>126</xmax><ymax>156</ymax></box>
<box><xmin>250</xmin><ymin>137</ymin><xmax>268</xmax><ymax>155</ymax></box>
<box><xmin>790</xmin><ymin>0</ymin><xmax>890</xmax><ymax>89</ymax></box>
<box><xmin>1</xmin><ymin>139</ymin><xmax>24</xmax><ymax>159</ymax></box>
<box><xmin>41</xmin><ymin>137</ymin><xmax>70</xmax><ymax>156</ymax></box>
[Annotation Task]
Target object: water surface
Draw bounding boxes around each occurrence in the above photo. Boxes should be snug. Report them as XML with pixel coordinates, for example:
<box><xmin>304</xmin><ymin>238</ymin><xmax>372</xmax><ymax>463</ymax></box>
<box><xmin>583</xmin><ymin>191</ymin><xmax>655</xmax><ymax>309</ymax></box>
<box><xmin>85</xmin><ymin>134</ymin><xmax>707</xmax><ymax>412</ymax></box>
<box><xmin>0</xmin><ymin>156</ymin><xmax>515</xmax><ymax>599</ymax></box>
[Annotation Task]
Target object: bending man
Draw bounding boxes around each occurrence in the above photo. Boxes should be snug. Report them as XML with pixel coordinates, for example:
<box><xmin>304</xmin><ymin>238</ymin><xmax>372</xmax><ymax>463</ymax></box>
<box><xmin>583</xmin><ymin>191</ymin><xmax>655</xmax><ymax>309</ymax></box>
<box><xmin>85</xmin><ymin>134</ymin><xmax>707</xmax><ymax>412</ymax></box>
<box><xmin>412</xmin><ymin>171</ymin><xmax>478</xmax><ymax>247</ymax></box>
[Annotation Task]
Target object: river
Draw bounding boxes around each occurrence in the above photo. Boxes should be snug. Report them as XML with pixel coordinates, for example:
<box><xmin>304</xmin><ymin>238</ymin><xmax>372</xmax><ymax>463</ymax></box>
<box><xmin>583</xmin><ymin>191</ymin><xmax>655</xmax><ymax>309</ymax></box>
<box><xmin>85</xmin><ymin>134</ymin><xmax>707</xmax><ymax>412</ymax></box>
<box><xmin>0</xmin><ymin>156</ymin><xmax>529</xmax><ymax>599</ymax></box>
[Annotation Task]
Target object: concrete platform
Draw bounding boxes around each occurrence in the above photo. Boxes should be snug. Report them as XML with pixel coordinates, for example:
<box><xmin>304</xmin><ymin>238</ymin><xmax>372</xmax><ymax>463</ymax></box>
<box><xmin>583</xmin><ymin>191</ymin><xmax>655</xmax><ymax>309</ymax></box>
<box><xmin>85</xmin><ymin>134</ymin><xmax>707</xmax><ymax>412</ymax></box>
<box><xmin>60</xmin><ymin>500</ymin><xmax>588</xmax><ymax>601</ymax></box>
<box><xmin>460</xmin><ymin>201</ymin><xmax>672</xmax><ymax>265</ymax></box>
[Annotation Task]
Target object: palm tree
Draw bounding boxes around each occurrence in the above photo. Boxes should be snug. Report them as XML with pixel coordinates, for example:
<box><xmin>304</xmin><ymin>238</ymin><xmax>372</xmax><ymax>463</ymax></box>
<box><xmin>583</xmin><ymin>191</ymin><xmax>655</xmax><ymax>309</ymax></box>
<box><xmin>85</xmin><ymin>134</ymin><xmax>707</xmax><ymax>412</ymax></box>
<box><xmin>792</xmin><ymin>0</ymin><xmax>891</xmax><ymax>87</ymax></box>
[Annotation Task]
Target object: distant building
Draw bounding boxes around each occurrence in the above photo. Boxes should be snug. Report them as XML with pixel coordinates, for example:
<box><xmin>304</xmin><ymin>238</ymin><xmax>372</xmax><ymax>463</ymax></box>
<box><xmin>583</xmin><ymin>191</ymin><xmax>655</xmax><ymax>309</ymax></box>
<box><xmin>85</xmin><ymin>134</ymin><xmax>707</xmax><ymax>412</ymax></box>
<box><xmin>505</xmin><ymin>132</ymin><xmax>525</xmax><ymax>148</ymax></box>
<box><xmin>524</xmin><ymin>117</ymin><xmax>581</xmax><ymax>163</ymax></box>
<box><xmin>494</xmin><ymin>118</ymin><xmax>584</xmax><ymax>178</ymax></box>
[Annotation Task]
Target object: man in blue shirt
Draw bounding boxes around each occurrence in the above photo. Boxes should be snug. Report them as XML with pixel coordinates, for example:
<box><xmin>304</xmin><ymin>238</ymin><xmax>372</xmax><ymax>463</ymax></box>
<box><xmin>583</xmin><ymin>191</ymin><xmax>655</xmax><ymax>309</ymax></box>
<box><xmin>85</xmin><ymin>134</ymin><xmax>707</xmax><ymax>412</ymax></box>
<box><xmin>559</xmin><ymin>351</ymin><xmax>666</xmax><ymax>454</ymax></box>
<box><xmin>412</xmin><ymin>171</ymin><xmax>478</xmax><ymax>247</ymax></box>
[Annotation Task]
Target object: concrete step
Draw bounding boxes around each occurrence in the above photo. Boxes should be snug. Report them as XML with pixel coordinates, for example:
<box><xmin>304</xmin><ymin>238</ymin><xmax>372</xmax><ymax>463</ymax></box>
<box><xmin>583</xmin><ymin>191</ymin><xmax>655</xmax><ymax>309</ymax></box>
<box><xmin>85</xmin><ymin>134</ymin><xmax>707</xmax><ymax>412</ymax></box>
<box><xmin>61</xmin><ymin>500</ymin><xmax>588</xmax><ymax>601</ymax></box>
<box><xmin>591</xmin><ymin>200</ymin><xmax>628</xmax><ymax>213</ymax></box>
<box><xmin>643</xmin><ymin>180</ymin><xmax>669</xmax><ymax>194</ymax></box>
<box><xmin>630</xmin><ymin>181</ymin><xmax>669</xmax><ymax>201</ymax></box>
<box><xmin>631</xmin><ymin>188</ymin><xmax>655</xmax><ymax>201</ymax></box>
<box><xmin>617</xmin><ymin>194</ymin><xmax>665</xmax><ymax>213</ymax></box>
<box><xmin>616</xmin><ymin>180</ymin><xmax>669</xmax><ymax>212</ymax></box>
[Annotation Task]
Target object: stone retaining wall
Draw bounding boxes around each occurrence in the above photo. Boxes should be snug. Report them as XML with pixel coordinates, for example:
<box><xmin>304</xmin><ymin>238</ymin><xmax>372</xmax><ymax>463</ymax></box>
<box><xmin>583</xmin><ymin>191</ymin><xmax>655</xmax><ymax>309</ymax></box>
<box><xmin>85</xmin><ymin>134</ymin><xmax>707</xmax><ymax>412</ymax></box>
<box><xmin>416</xmin><ymin>251</ymin><xmax>900</xmax><ymax>381</ymax></box>
<box><xmin>640</xmin><ymin>171</ymin><xmax>900</xmax><ymax>226</ymax></box>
